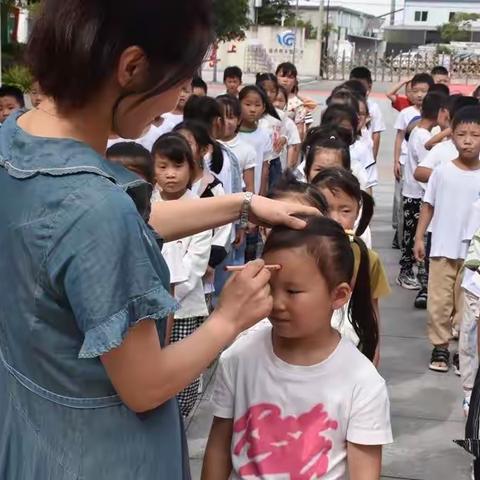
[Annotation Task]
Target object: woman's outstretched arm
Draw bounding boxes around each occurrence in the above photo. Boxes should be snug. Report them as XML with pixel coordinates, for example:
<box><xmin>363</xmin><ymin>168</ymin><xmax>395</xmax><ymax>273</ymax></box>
<box><xmin>149</xmin><ymin>193</ymin><xmax>320</xmax><ymax>242</ymax></box>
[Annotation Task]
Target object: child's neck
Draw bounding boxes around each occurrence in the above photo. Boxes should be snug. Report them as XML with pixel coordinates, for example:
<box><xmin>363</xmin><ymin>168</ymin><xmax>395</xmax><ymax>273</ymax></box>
<box><xmin>160</xmin><ymin>188</ymin><xmax>187</xmax><ymax>201</ymax></box>
<box><xmin>418</xmin><ymin>118</ymin><xmax>436</xmax><ymax>131</ymax></box>
<box><xmin>193</xmin><ymin>162</ymin><xmax>204</xmax><ymax>183</ymax></box>
<box><xmin>240</xmin><ymin>121</ymin><xmax>257</xmax><ymax>132</ymax></box>
<box><xmin>271</xmin><ymin>325</ymin><xmax>340</xmax><ymax>367</ymax></box>
<box><xmin>454</xmin><ymin>157</ymin><xmax>480</xmax><ymax>171</ymax></box>
<box><xmin>221</xmin><ymin>132</ymin><xmax>237</xmax><ymax>142</ymax></box>
<box><xmin>171</xmin><ymin>107</ymin><xmax>183</xmax><ymax>115</ymax></box>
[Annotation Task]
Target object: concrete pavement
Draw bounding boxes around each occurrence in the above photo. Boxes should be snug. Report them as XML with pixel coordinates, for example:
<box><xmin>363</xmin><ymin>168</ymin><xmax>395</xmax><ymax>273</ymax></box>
<box><xmin>187</xmin><ymin>95</ymin><xmax>473</xmax><ymax>479</ymax></box>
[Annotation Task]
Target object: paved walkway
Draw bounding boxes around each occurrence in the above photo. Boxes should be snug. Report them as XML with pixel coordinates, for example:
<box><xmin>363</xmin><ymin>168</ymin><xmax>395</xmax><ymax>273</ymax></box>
<box><xmin>187</xmin><ymin>96</ymin><xmax>473</xmax><ymax>479</ymax></box>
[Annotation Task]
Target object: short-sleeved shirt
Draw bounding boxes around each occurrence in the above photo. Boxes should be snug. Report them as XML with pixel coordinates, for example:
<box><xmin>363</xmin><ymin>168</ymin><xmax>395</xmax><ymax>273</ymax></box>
<box><xmin>424</xmin><ymin>161</ymin><xmax>480</xmax><ymax>260</ymax></box>
<box><xmin>394</xmin><ymin>105</ymin><xmax>421</xmax><ymax>165</ymax></box>
<box><xmin>419</xmin><ymin>139</ymin><xmax>458</xmax><ymax>171</ymax></box>
<box><xmin>0</xmin><ymin>111</ymin><xmax>189</xmax><ymax>479</ymax></box>
<box><xmin>213</xmin><ymin>327</ymin><xmax>393</xmax><ymax>480</ymax></box>
<box><xmin>392</xmin><ymin>95</ymin><xmax>413</xmax><ymax>111</ymax></box>
<box><xmin>367</xmin><ymin>98</ymin><xmax>386</xmax><ymax>134</ymax></box>
<box><xmin>403</xmin><ymin>126</ymin><xmax>431</xmax><ymax>199</ymax></box>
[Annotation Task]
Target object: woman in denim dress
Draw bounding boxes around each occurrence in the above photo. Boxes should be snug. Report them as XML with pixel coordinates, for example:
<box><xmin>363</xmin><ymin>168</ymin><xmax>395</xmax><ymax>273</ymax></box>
<box><xmin>0</xmin><ymin>1</ymin><xmax>316</xmax><ymax>478</ymax></box>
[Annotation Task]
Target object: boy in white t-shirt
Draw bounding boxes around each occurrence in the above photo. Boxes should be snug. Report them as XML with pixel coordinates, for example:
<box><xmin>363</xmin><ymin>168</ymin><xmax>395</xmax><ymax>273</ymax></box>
<box><xmin>414</xmin><ymin>106</ymin><xmax>480</xmax><ymax>373</ymax></box>
<box><xmin>349</xmin><ymin>67</ymin><xmax>385</xmax><ymax>160</ymax></box>
<box><xmin>398</xmin><ymin>92</ymin><xmax>447</xmax><ymax>293</ymax></box>
<box><xmin>414</xmin><ymin>95</ymin><xmax>479</xmax><ymax>184</ymax></box>
<box><xmin>392</xmin><ymin>73</ymin><xmax>434</xmax><ymax>248</ymax></box>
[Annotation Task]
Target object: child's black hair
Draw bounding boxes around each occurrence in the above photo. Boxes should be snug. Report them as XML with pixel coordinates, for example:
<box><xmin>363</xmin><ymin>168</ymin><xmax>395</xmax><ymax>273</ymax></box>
<box><xmin>305</xmin><ymin>136</ymin><xmax>351</xmax><ymax>180</ymax></box>
<box><xmin>106</xmin><ymin>141</ymin><xmax>154</xmax><ymax>185</ymax></box>
<box><xmin>268</xmin><ymin>170</ymin><xmax>329</xmax><ymax>215</ymax></box>
<box><xmin>421</xmin><ymin>92</ymin><xmax>449</xmax><ymax>121</ymax></box>
<box><xmin>349</xmin><ymin>66</ymin><xmax>372</xmax><ymax>86</ymax></box>
<box><xmin>473</xmin><ymin>85</ymin><xmax>480</xmax><ymax>99</ymax></box>
<box><xmin>173</xmin><ymin>119</ymin><xmax>213</xmax><ymax>154</ymax></box>
<box><xmin>184</xmin><ymin>95</ymin><xmax>222</xmax><ymax>126</ymax></box>
<box><xmin>326</xmin><ymin>89</ymin><xmax>360</xmax><ymax>115</ymax></box>
<box><xmin>216</xmin><ymin>94</ymin><xmax>242</xmax><ymax>119</ymax></box>
<box><xmin>26</xmin><ymin>0</ymin><xmax>212</xmax><ymax>110</ymax></box>
<box><xmin>452</xmin><ymin>105</ymin><xmax>480</xmax><ymax>130</ymax></box>
<box><xmin>191</xmin><ymin>76</ymin><xmax>208</xmax><ymax>95</ymax></box>
<box><xmin>449</xmin><ymin>95</ymin><xmax>479</xmax><ymax>118</ymax></box>
<box><xmin>152</xmin><ymin>132</ymin><xmax>195</xmax><ymax>185</ymax></box>
<box><xmin>431</xmin><ymin>65</ymin><xmax>449</xmax><ymax>77</ymax></box>
<box><xmin>340</xmin><ymin>79</ymin><xmax>368</xmax><ymax>98</ymax></box>
<box><xmin>275</xmin><ymin>62</ymin><xmax>298</xmax><ymax>78</ymax></box>
<box><xmin>429</xmin><ymin>83</ymin><xmax>450</xmax><ymax>96</ymax></box>
<box><xmin>304</xmin><ymin>124</ymin><xmax>355</xmax><ymax>151</ymax></box>
<box><xmin>263</xmin><ymin>214</ymin><xmax>378</xmax><ymax>361</ymax></box>
<box><xmin>311</xmin><ymin>167</ymin><xmax>374</xmax><ymax>238</ymax></box>
<box><xmin>239</xmin><ymin>85</ymin><xmax>280</xmax><ymax>121</ymax></box>
<box><xmin>321</xmin><ymin>104</ymin><xmax>359</xmax><ymax>136</ymax></box>
<box><xmin>0</xmin><ymin>85</ymin><xmax>25</xmax><ymax>107</ymax></box>
<box><xmin>223</xmin><ymin>66</ymin><xmax>242</xmax><ymax>82</ymax></box>
<box><xmin>183</xmin><ymin>95</ymin><xmax>225</xmax><ymax>174</ymax></box>
<box><xmin>411</xmin><ymin>73</ymin><xmax>434</xmax><ymax>88</ymax></box>
<box><xmin>256</xmin><ymin>72</ymin><xmax>279</xmax><ymax>89</ymax></box>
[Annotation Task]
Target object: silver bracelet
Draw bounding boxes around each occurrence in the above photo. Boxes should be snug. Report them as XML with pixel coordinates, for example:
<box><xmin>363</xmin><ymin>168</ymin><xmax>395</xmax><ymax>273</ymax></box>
<box><xmin>239</xmin><ymin>192</ymin><xmax>253</xmax><ymax>229</ymax></box>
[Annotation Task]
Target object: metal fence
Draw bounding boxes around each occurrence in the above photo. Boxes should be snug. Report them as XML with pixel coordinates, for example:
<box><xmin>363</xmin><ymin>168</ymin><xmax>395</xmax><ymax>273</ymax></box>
<box><xmin>321</xmin><ymin>49</ymin><xmax>480</xmax><ymax>84</ymax></box>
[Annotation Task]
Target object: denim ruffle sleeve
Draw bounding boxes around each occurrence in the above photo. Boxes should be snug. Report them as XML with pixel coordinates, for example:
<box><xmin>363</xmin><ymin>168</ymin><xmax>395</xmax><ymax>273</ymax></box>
<box><xmin>79</xmin><ymin>285</ymin><xmax>178</xmax><ymax>358</ymax></box>
<box><xmin>47</xmin><ymin>183</ymin><xmax>177</xmax><ymax>358</ymax></box>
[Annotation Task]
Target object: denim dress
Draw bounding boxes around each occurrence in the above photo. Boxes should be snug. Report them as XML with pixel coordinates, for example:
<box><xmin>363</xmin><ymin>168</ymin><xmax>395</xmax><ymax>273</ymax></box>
<box><xmin>0</xmin><ymin>112</ymin><xmax>190</xmax><ymax>479</ymax></box>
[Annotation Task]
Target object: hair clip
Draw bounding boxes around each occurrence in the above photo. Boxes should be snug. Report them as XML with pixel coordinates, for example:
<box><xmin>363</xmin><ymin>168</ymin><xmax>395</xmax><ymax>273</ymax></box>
<box><xmin>329</xmin><ymin>135</ymin><xmax>336</xmax><ymax>140</ymax></box>
<box><xmin>345</xmin><ymin>229</ymin><xmax>355</xmax><ymax>243</ymax></box>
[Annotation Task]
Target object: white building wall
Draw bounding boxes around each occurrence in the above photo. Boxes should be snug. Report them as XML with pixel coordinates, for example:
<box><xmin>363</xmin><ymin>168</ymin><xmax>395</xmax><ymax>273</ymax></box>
<box><xmin>403</xmin><ymin>1</ymin><xmax>480</xmax><ymax>27</ymax></box>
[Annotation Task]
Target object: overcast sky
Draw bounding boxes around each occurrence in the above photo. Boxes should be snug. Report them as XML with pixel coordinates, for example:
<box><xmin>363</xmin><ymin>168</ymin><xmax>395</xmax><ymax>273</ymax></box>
<box><xmin>291</xmin><ymin>0</ymin><xmax>404</xmax><ymax>18</ymax></box>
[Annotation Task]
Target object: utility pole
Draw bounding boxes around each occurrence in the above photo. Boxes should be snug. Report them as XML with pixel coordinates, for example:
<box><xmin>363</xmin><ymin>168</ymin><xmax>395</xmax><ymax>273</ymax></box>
<box><xmin>318</xmin><ymin>0</ymin><xmax>324</xmax><ymax>78</ymax></box>
<box><xmin>390</xmin><ymin>0</ymin><xmax>396</xmax><ymax>25</ymax></box>
<box><xmin>292</xmin><ymin>0</ymin><xmax>299</xmax><ymax>64</ymax></box>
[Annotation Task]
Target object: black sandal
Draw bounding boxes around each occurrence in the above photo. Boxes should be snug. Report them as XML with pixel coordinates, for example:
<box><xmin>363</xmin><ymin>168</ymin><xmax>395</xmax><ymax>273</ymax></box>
<box><xmin>429</xmin><ymin>346</ymin><xmax>450</xmax><ymax>372</ymax></box>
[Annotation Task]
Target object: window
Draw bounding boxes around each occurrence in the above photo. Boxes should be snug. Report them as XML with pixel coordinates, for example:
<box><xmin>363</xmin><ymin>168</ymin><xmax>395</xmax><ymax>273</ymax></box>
<box><xmin>414</xmin><ymin>10</ymin><xmax>428</xmax><ymax>22</ymax></box>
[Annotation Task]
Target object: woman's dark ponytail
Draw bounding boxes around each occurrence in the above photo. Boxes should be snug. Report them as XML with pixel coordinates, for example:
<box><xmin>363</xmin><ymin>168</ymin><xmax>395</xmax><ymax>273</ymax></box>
<box><xmin>348</xmin><ymin>236</ymin><xmax>379</xmax><ymax>361</ymax></box>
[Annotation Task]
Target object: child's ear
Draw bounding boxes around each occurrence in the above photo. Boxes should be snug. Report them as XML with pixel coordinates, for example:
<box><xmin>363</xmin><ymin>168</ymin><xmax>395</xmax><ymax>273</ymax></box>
<box><xmin>331</xmin><ymin>282</ymin><xmax>351</xmax><ymax>310</ymax></box>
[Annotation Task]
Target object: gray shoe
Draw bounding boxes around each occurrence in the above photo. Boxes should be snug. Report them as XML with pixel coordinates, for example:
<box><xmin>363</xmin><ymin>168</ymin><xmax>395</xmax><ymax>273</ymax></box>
<box><xmin>396</xmin><ymin>271</ymin><xmax>421</xmax><ymax>290</ymax></box>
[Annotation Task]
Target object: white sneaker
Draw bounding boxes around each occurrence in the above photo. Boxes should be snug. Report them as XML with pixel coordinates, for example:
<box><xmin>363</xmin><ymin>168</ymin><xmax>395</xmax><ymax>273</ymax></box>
<box><xmin>464</xmin><ymin>396</ymin><xmax>471</xmax><ymax>417</ymax></box>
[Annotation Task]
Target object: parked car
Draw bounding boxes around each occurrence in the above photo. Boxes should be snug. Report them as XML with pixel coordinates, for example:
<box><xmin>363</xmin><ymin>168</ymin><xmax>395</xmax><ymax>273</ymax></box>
<box><xmin>391</xmin><ymin>51</ymin><xmax>426</xmax><ymax>70</ymax></box>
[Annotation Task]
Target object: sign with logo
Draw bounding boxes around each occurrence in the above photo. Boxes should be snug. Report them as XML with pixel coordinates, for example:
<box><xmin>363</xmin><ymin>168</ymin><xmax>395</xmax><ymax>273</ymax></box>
<box><xmin>277</xmin><ymin>30</ymin><xmax>296</xmax><ymax>47</ymax></box>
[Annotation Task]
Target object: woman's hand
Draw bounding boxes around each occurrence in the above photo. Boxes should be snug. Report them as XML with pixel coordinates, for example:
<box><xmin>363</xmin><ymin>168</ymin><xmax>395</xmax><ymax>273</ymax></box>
<box><xmin>214</xmin><ymin>259</ymin><xmax>273</xmax><ymax>336</ymax></box>
<box><xmin>249</xmin><ymin>195</ymin><xmax>320</xmax><ymax>230</ymax></box>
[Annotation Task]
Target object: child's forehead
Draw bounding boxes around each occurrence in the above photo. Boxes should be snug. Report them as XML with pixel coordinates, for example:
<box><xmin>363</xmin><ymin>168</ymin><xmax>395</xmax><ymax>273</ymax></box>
<box><xmin>278</xmin><ymin>70</ymin><xmax>296</xmax><ymax>78</ymax></box>
<box><xmin>411</xmin><ymin>82</ymin><xmax>429</xmax><ymax>90</ymax></box>
<box><xmin>0</xmin><ymin>95</ymin><xmax>20</xmax><ymax>104</ymax></box>
<box><xmin>454</xmin><ymin>121</ymin><xmax>480</xmax><ymax>132</ymax></box>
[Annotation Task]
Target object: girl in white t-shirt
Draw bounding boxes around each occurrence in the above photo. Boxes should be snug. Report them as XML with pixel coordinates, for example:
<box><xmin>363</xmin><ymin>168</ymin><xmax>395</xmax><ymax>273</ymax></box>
<box><xmin>237</xmin><ymin>85</ymin><xmax>273</xmax><ymax>196</ymax></box>
<box><xmin>173</xmin><ymin>121</ymin><xmax>233</xmax><ymax>307</ymax></box>
<box><xmin>202</xmin><ymin>215</ymin><xmax>392</xmax><ymax>480</ymax></box>
<box><xmin>151</xmin><ymin>133</ymin><xmax>212</xmax><ymax>418</ymax></box>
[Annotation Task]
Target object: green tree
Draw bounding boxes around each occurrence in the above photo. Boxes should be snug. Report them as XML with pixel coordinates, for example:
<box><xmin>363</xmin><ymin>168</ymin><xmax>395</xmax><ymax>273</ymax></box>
<box><xmin>257</xmin><ymin>0</ymin><xmax>293</xmax><ymax>26</ymax></box>
<box><xmin>213</xmin><ymin>0</ymin><xmax>250</xmax><ymax>41</ymax></box>
<box><xmin>439</xmin><ymin>12</ymin><xmax>480</xmax><ymax>43</ymax></box>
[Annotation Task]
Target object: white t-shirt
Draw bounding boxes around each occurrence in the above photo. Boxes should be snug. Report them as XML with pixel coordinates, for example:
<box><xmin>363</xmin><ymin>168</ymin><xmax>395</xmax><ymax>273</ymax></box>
<box><xmin>394</xmin><ymin>105</ymin><xmax>421</xmax><ymax>165</ymax></box>
<box><xmin>350</xmin><ymin>130</ymin><xmax>377</xmax><ymax>188</ymax></box>
<box><xmin>403</xmin><ymin>126</ymin><xmax>431</xmax><ymax>199</ymax></box>
<box><xmin>219</xmin><ymin>136</ymin><xmax>256</xmax><ymax>173</ymax></box>
<box><xmin>367</xmin><ymin>98</ymin><xmax>386</xmax><ymax>134</ymax></box>
<box><xmin>106</xmin><ymin>122</ymin><xmax>174</xmax><ymax>153</ymax></box>
<box><xmin>424</xmin><ymin>161</ymin><xmax>480</xmax><ymax>260</ymax></box>
<box><xmin>161</xmin><ymin>112</ymin><xmax>183</xmax><ymax>128</ymax></box>
<box><xmin>419</xmin><ymin>139</ymin><xmax>458</xmax><ymax>171</ymax></box>
<box><xmin>238</xmin><ymin>128</ymin><xmax>272</xmax><ymax>194</ymax></box>
<box><xmin>213</xmin><ymin>327</ymin><xmax>393</xmax><ymax>480</ymax></box>
<box><xmin>259</xmin><ymin>114</ymin><xmax>283</xmax><ymax>161</ymax></box>
<box><xmin>153</xmin><ymin>190</ymin><xmax>212</xmax><ymax>318</ymax></box>
<box><xmin>280</xmin><ymin>114</ymin><xmax>301</xmax><ymax>170</ymax></box>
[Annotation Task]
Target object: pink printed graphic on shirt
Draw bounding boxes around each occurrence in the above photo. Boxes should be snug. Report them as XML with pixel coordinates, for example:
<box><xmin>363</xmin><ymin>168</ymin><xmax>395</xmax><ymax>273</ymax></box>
<box><xmin>233</xmin><ymin>403</ymin><xmax>338</xmax><ymax>479</ymax></box>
